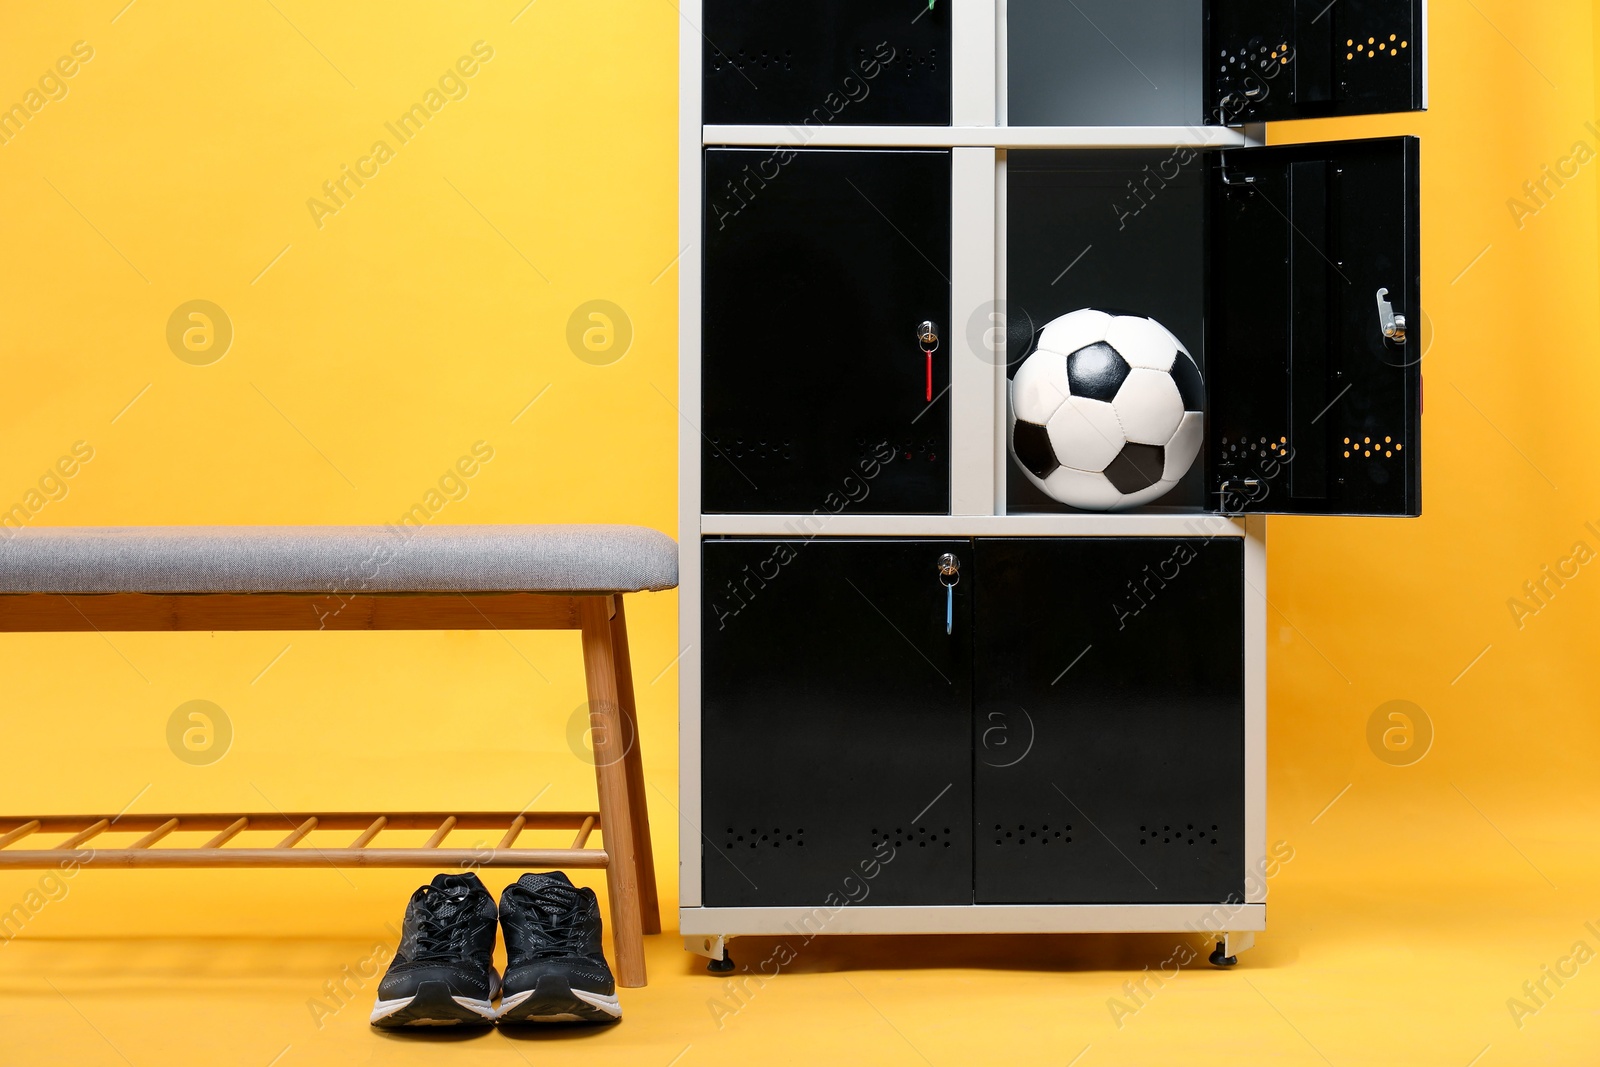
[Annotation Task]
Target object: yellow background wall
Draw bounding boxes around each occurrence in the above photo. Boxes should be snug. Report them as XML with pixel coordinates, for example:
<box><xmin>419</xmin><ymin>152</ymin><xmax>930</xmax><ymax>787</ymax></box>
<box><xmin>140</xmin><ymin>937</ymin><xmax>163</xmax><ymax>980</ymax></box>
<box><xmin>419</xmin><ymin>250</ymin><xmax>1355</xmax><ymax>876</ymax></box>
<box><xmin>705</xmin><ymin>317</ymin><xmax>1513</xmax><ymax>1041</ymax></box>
<box><xmin>3</xmin><ymin>1</ymin><xmax>1600</xmax><ymax>1063</ymax></box>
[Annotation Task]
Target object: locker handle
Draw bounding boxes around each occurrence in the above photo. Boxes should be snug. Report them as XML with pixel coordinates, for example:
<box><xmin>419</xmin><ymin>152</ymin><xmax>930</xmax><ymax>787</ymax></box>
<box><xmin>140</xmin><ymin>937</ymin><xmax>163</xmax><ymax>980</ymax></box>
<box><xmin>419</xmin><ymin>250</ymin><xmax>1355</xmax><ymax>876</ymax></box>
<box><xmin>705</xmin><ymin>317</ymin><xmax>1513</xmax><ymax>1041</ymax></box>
<box><xmin>1376</xmin><ymin>288</ymin><xmax>1407</xmax><ymax>344</ymax></box>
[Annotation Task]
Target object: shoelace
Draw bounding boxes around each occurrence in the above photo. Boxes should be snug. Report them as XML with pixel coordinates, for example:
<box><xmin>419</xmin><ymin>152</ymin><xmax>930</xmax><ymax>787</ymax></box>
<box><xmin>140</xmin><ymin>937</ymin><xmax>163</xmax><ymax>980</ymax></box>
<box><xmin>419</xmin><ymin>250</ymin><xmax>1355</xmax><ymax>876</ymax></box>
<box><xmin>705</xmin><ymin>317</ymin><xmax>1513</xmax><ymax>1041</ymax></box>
<box><xmin>408</xmin><ymin>887</ymin><xmax>479</xmax><ymax>962</ymax></box>
<box><xmin>506</xmin><ymin>881</ymin><xmax>588</xmax><ymax>960</ymax></box>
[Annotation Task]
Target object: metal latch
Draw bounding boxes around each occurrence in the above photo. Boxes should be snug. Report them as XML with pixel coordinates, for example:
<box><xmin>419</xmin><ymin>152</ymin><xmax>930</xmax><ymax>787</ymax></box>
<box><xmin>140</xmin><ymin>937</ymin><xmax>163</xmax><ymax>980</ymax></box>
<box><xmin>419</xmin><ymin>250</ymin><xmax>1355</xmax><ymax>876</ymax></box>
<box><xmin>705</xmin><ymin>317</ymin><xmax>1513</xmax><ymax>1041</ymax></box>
<box><xmin>1376</xmin><ymin>288</ymin><xmax>1407</xmax><ymax>344</ymax></box>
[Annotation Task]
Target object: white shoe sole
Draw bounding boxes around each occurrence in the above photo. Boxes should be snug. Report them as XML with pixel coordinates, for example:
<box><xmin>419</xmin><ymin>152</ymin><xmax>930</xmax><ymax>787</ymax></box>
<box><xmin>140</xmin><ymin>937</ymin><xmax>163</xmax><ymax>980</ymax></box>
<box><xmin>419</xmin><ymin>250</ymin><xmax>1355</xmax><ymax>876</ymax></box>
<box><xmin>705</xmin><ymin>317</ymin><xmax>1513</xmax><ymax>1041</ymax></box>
<box><xmin>497</xmin><ymin>986</ymin><xmax>622</xmax><ymax>1022</ymax></box>
<box><xmin>370</xmin><ymin>973</ymin><xmax>501</xmax><ymax>1027</ymax></box>
<box><xmin>370</xmin><ymin>994</ymin><xmax>497</xmax><ymax>1026</ymax></box>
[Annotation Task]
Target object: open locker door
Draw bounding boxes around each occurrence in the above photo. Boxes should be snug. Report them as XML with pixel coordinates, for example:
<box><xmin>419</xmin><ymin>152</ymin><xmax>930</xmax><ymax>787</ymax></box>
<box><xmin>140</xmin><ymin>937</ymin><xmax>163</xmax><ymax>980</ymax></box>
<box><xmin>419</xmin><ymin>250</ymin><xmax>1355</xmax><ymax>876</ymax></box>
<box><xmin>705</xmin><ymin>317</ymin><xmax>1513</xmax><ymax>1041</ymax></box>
<box><xmin>1206</xmin><ymin>0</ymin><xmax>1425</xmax><ymax>124</ymax></box>
<box><xmin>1206</xmin><ymin>136</ymin><xmax>1420</xmax><ymax>517</ymax></box>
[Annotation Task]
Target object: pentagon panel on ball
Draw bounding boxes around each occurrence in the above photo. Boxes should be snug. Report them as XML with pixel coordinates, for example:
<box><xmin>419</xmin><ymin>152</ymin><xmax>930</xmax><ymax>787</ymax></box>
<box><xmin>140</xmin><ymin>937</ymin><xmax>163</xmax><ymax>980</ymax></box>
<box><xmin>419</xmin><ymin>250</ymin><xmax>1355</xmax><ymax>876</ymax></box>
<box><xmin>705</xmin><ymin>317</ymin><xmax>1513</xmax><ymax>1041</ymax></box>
<box><xmin>1009</xmin><ymin>308</ymin><xmax>1206</xmax><ymax>512</ymax></box>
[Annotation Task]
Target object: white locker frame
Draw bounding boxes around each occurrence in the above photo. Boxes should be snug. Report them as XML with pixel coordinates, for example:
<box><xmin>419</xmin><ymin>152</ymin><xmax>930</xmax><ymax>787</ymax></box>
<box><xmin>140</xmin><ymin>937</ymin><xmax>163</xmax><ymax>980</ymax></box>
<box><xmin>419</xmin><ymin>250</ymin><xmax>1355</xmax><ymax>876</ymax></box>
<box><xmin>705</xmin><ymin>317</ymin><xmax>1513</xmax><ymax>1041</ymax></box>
<box><xmin>678</xmin><ymin>0</ymin><xmax>1269</xmax><ymax>958</ymax></box>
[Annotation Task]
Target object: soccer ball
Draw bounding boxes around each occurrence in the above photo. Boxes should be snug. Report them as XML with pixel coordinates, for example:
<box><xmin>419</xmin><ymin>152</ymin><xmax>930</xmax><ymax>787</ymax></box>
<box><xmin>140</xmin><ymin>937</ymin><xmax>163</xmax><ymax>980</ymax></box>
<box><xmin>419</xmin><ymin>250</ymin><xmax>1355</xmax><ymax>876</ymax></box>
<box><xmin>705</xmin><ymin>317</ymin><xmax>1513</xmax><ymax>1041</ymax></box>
<box><xmin>1009</xmin><ymin>308</ymin><xmax>1205</xmax><ymax>511</ymax></box>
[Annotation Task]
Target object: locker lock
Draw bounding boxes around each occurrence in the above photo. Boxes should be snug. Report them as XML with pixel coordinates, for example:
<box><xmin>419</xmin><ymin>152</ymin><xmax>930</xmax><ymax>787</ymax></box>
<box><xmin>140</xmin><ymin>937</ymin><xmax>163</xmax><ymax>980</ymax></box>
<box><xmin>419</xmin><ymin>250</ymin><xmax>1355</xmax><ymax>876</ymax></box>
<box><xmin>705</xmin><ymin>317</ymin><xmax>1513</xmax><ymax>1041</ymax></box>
<box><xmin>937</xmin><ymin>553</ymin><xmax>960</xmax><ymax>636</ymax></box>
<box><xmin>917</xmin><ymin>322</ymin><xmax>941</xmax><ymax>403</ymax></box>
<box><xmin>1376</xmin><ymin>288</ymin><xmax>1407</xmax><ymax>344</ymax></box>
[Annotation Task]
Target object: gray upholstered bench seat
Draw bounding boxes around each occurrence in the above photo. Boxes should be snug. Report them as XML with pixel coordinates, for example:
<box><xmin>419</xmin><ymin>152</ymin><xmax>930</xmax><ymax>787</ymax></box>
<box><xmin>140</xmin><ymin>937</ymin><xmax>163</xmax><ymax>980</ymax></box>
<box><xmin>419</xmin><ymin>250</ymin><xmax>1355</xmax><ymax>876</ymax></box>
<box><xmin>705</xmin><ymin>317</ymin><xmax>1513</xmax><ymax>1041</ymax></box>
<box><xmin>0</xmin><ymin>525</ymin><xmax>678</xmax><ymax>595</ymax></box>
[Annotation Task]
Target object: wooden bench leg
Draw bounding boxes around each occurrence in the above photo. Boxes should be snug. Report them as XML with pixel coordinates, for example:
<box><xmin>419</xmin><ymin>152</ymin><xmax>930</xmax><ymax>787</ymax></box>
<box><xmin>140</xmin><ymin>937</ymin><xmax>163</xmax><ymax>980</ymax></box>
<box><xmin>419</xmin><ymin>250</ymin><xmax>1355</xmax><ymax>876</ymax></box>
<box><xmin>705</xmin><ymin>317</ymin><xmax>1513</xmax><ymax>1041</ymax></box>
<box><xmin>608</xmin><ymin>595</ymin><xmax>662</xmax><ymax>935</ymax></box>
<box><xmin>579</xmin><ymin>596</ymin><xmax>647</xmax><ymax>988</ymax></box>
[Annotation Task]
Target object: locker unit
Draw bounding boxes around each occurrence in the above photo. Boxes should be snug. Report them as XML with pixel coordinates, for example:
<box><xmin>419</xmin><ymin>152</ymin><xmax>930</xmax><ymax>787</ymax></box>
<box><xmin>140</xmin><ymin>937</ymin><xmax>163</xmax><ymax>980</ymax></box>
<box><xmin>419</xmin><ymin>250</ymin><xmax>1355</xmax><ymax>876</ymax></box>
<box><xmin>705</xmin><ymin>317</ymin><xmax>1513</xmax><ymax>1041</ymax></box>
<box><xmin>679</xmin><ymin>0</ymin><xmax>1425</xmax><ymax>969</ymax></box>
<box><xmin>702</xmin><ymin>148</ymin><xmax>952</xmax><ymax>514</ymax></box>
<box><xmin>1007</xmin><ymin>137</ymin><xmax>1421</xmax><ymax>517</ymax></box>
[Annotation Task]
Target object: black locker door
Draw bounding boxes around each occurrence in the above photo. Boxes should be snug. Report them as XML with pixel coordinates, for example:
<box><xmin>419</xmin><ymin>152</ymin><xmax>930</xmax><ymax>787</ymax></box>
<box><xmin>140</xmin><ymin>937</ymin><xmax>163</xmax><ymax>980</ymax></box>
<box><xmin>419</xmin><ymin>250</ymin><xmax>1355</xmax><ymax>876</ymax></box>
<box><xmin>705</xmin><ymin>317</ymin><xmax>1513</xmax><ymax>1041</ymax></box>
<box><xmin>702</xmin><ymin>1</ymin><xmax>950</xmax><ymax>126</ymax></box>
<box><xmin>701</xmin><ymin>539</ymin><xmax>972</xmax><ymax>908</ymax></box>
<box><xmin>702</xmin><ymin>148</ymin><xmax>951</xmax><ymax>514</ymax></box>
<box><xmin>972</xmin><ymin>538</ymin><xmax>1245</xmax><ymax>905</ymax></box>
<box><xmin>1206</xmin><ymin>136</ymin><xmax>1421</xmax><ymax>516</ymax></box>
<box><xmin>1206</xmin><ymin>0</ymin><xmax>1424</xmax><ymax>124</ymax></box>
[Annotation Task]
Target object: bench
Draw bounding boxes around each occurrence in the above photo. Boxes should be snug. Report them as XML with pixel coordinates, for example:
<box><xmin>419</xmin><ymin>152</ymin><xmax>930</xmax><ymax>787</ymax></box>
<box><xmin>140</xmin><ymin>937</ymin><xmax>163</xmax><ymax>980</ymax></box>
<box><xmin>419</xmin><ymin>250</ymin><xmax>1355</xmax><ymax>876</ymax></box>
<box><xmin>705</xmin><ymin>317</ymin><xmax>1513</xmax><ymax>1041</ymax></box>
<box><xmin>0</xmin><ymin>524</ymin><xmax>677</xmax><ymax>988</ymax></box>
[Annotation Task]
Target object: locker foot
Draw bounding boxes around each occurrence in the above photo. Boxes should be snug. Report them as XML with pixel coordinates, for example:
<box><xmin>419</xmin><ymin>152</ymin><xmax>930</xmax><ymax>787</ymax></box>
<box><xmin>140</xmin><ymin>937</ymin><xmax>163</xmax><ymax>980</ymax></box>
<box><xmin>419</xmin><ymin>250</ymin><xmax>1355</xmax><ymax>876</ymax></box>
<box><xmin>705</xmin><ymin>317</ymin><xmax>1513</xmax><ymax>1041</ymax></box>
<box><xmin>1209</xmin><ymin>931</ymin><xmax>1253</xmax><ymax>967</ymax></box>
<box><xmin>686</xmin><ymin>934</ymin><xmax>734</xmax><ymax>972</ymax></box>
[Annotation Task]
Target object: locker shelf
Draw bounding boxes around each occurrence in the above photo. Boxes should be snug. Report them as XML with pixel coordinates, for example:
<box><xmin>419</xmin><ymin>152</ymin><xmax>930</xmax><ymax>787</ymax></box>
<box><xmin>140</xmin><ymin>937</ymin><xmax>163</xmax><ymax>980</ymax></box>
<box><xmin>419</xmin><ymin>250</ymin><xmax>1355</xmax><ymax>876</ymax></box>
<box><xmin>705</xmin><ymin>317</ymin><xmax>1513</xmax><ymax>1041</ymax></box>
<box><xmin>703</xmin><ymin>124</ymin><xmax>1254</xmax><ymax>149</ymax></box>
<box><xmin>699</xmin><ymin>513</ymin><xmax>1246</xmax><ymax>539</ymax></box>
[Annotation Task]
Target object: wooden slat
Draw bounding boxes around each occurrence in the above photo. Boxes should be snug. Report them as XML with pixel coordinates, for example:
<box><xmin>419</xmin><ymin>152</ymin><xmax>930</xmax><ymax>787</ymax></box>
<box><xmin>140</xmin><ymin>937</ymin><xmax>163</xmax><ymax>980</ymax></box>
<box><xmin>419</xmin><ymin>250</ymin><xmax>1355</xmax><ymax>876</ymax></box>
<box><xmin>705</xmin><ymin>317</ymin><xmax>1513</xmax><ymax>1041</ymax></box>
<box><xmin>350</xmin><ymin>817</ymin><xmax>386</xmax><ymax>848</ymax></box>
<box><xmin>130</xmin><ymin>818</ymin><xmax>180</xmax><ymax>849</ymax></box>
<box><xmin>0</xmin><ymin>820</ymin><xmax>41</xmax><ymax>850</ymax></box>
<box><xmin>0</xmin><ymin>812</ymin><xmax>597</xmax><ymax>833</ymax></box>
<box><xmin>57</xmin><ymin>819</ymin><xmax>109</xmax><ymax>850</ymax></box>
<box><xmin>202</xmin><ymin>818</ymin><xmax>248</xmax><ymax>848</ymax></box>
<box><xmin>424</xmin><ymin>816</ymin><xmax>457</xmax><ymax>849</ymax></box>
<box><xmin>0</xmin><ymin>592</ymin><xmax>583</xmax><ymax>633</ymax></box>
<box><xmin>275</xmin><ymin>817</ymin><xmax>318</xmax><ymax>849</ymax></box>
<box><xmin>497</xmin><ymin>815</ymin><xmax>526</xmax><ymax>849</ymax></box>
<box><xmin>0</xmin><ymin>848</ymin><xmax>611</xmax><ymax>870</ymax></box>
<box><xmin>570</xmin><ymin>816</ymin><xmax>596</xmax><ymax>850</ymax></box>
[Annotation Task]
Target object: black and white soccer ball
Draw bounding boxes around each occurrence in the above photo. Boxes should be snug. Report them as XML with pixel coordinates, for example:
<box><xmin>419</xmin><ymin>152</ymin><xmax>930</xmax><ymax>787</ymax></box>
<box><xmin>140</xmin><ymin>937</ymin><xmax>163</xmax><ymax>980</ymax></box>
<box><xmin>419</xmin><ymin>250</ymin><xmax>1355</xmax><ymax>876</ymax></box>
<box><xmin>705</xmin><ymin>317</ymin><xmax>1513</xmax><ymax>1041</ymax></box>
<box><xmin>1009</xmin><ymin>308</ymin><xmax>1205</xmax><ymax>511</ymax></box>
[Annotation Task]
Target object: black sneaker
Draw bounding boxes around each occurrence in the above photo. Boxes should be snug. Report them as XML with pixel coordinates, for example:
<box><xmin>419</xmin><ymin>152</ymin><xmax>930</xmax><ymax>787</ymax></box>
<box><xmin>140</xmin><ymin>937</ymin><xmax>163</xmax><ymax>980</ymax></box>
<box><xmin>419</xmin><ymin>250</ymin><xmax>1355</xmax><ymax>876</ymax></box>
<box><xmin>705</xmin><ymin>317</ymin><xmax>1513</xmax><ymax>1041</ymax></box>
<box><xmin>497</xmin><ymin>872</ymin><xmax>621</xmax><ymax>1023</ymax></box>
<box><xmin>370</xmin><ymin>873</ymin><xmax>501</xmax><ymax>1028</ymax></box>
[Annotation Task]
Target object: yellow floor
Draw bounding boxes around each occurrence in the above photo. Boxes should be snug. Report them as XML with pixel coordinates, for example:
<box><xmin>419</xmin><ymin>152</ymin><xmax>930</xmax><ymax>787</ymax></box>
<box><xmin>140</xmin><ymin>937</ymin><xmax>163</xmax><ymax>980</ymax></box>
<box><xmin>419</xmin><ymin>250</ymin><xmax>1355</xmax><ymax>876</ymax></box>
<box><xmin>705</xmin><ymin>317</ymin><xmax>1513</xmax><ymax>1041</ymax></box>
<box><xmin>3</xmin><ymin>826</ymin><xmax>1597</xmax><ymax>1067</ymax></box>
